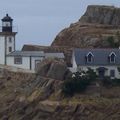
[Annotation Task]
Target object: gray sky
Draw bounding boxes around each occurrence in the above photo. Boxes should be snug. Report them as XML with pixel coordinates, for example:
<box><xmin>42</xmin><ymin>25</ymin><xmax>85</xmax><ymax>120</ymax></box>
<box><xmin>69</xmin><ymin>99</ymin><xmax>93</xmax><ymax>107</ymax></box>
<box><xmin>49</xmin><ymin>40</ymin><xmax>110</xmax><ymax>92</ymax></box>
<box><xmin>0</xmin><ymin>0</ymin><xmax>120</xmax><ymax>49</ymax></box>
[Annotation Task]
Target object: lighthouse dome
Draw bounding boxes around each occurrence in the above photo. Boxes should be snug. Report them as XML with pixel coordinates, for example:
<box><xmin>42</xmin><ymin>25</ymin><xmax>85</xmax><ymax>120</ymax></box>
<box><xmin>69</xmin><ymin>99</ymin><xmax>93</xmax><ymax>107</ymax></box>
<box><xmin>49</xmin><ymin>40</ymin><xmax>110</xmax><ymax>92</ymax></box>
<box><xmin>2</xmin><ymin>14</ymin><xmax>13</xmax><ymax>22</ymax></box>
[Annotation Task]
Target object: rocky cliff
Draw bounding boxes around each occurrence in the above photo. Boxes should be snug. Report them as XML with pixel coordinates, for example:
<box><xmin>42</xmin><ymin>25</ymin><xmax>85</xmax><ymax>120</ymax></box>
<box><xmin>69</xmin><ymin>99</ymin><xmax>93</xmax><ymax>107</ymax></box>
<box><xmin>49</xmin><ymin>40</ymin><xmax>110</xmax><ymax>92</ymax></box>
<box><xmin>80</xmin><ymin>5</ymin><xmax>120</xmax><ymax>25</ymax></box>
<box><xmin>0</xmin><ymin>62</ymin><xmax>120</xmax><ymax>120</ymax></box>
<box><xmin>51</xmin><ymin>5</ymin><xmax>120</xmax><ymax>48</ymax></box>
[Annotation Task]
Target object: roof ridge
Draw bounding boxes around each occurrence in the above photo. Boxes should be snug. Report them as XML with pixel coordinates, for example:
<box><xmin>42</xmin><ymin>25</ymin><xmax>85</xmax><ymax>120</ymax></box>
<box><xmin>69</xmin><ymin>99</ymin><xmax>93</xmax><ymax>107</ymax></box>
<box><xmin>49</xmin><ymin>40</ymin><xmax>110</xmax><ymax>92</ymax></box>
<box><xmin>75</xmin><ymin>48</ymin><xmax>119</xmax><ymax>50</ymax></box>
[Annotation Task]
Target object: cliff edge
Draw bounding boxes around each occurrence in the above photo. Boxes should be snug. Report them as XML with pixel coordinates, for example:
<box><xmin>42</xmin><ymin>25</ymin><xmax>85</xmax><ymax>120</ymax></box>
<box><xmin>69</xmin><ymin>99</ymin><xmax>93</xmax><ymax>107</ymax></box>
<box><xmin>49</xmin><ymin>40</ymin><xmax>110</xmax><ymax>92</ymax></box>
<box><xmin>51</xmin><ymin>5</ymin><xmax>120</xmax><ymax>48</ymax></box>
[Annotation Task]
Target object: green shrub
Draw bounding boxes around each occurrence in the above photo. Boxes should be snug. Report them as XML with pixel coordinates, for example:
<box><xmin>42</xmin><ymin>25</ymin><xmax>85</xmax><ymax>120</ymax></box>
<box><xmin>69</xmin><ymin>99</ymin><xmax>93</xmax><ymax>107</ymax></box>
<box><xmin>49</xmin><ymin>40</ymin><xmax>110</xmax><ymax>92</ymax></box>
<box><xmin>107</xmin><ymin>36</ymin><xmax>119</xmax><ymax>48</ymax></box>
<box><xmin>62</xmin><ymin>79</ymin><xmax>75</xmax><ymax>96</ymax></box>
<box><xmin>86</xmin><ymin>68</ymin><xmax>98</xmax><ymax>81</ymax></box>
<box><xmin>62</xmin><ymin>69</ymin><xmax>97</xmax><ymax>96</ymax></box>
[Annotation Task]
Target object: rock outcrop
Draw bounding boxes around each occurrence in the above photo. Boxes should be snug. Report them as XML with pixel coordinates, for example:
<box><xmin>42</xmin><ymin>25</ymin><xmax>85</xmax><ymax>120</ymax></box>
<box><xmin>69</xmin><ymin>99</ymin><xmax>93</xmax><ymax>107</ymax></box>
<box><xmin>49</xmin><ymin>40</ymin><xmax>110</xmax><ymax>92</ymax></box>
<box><xmin>36</xmin><ymin>58</ymin><xmax>71</xmax><ymax>80</ymax></box>
<box><xmin>80</xmin><ymin>5</ymin><xmax>120</xmax><ymax>25</ymax></box>
<box><xmin>51</xmin><ymin>5</ymin><xmax>120</xmax><ymax>48</ymax></box>
<box><xmin>0</xmin><ymin>65</ymin><xmax>120</xmax><ymax>120</ymax></box>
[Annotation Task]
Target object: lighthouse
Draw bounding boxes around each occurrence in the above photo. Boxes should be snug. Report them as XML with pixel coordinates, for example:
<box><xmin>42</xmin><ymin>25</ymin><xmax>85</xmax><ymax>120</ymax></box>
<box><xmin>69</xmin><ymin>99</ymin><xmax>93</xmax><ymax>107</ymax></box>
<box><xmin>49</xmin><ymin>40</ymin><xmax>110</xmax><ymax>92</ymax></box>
<box><xmin>0</xmin><ymin>14</ymin><xmax>17</xmax><ymax>65</ymax></box>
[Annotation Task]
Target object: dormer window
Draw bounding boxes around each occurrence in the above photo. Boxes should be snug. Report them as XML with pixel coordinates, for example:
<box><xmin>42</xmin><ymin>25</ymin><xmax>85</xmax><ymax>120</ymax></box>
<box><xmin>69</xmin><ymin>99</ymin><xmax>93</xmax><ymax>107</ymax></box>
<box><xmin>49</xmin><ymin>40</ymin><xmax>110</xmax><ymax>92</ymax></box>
<box><xmin>86</xmin><ymin>52</ymin><xmax>94</xmax><ymax>63</ymax></box>
<box><xmin>109</xmin><ymin>52</ymin><xmax>116</xmax><ymax>63</ymax></box>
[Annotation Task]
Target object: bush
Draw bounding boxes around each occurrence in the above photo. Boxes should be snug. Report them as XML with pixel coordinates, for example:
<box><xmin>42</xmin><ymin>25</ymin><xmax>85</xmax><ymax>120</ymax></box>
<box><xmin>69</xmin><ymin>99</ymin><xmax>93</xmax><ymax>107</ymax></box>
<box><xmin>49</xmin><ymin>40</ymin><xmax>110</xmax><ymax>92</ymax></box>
<box><xmin>102</xmin><ymin>77</ymin><xmax>120</xmax><ymax>87</ymax></box>
<box><xmin>86</xmin><ymin>68</ymin><xmax>98</xmax><ymax>81</ymax></box>
<box><xmin>62</xmin><ymin>79</ymin><xmax>75</xmax><ymax>96</ymax></box>
<box><xmin>62</xmin><ymin>69</ymin><xmax>97</xmax><ymax>96</ymax></box>
<box><xmin>107</xmin><ymin>36</ymin><xmax>119</xmax><ymax>48</ymax></box>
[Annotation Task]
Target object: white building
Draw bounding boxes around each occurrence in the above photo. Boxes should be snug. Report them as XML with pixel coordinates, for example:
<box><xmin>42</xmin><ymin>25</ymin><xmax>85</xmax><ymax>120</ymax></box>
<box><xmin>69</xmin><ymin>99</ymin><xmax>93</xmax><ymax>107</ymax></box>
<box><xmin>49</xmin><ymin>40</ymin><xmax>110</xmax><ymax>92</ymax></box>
<box><xmin>0</xmin><ymin>14</ymin><xmax>16</xmax><ymax>65</ymax></box>
<box><xmin>0</xmin><ymin>14</ymin><xmax>64</xmax><ymax>71</ymax></box>
<box><xmin>7</xmin><ymin>51</ymin><xmax>45</xmax><ymax>70</ymax></box>
<box><xmin>71</xmin><ymin>48</ymin><xmax>120</xmax><ymax>79</ymax></box>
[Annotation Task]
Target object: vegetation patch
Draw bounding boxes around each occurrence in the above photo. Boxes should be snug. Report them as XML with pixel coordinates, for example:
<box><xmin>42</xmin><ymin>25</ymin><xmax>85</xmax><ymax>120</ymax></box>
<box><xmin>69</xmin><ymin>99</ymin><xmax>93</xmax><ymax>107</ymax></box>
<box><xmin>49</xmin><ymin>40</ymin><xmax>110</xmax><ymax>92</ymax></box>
<box><xmin>62</xmin><ymin>68</ymin><xmax>97</xmax><ymax>96</ymax></box>
<box><xmin>107</xmin><ymin>36</ymin><xmax>119</xmax><ymax>48</ymax></box>
<box><xmin>102</xmin><ymin>77</ymin><xmax>120</xmax><ymax>88</ymax></box>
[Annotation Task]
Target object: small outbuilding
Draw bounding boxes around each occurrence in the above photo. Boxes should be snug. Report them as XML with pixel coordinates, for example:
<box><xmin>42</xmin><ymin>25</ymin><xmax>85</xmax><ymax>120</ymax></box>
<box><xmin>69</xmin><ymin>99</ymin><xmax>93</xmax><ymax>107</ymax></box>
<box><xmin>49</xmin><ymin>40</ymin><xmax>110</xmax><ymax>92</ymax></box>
<box><xmin>7</xmin><ymin>51</ymin><xmax>45</xmax><ymax>71</ymax></box>
<box><xmin>6</xmin><ymin>51</ymin><xmax>65</xmax><ymax>71</ymax></box>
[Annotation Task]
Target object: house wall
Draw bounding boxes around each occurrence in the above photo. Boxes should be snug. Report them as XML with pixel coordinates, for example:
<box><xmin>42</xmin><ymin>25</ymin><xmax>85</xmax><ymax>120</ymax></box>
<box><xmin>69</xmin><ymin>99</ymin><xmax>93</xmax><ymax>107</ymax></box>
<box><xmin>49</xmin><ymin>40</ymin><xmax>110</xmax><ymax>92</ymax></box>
<box><xmin>0</xmin><ymin>36</ymin><xmax>5</xmax><ymax>64</ymax></box>
<box><xmin>6</xmin><ymin>56</ymin><xmax>30</xmax><ymax>70</ymax></box>
<box><xmin>6</xmin><ymin>56</ymin><xmax>44</xmax><ymax>71</ymax></box>
<box><xmin>31</xmin><ymin>56</ymin><xmax>44</xmax><ymax>70</ymax></box>
<box><xmin>77</xmin><ymin>65</ymin><xmax>120</xmax><ymax>79</ymax></box>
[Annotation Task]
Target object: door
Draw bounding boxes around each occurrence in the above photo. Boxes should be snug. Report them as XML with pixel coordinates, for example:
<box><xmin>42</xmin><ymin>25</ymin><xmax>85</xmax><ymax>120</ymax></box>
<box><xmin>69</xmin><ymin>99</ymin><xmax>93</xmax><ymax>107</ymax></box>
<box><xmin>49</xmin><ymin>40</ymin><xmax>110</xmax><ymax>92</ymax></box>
<box><xmin>98</xmin><ymin>70</ymin><xmax>105</xmax><ymax>78</ymax></box>
<box><xmin>35</xmin><ymin>60</ymin><xmax>41</xmax><ymax>70</ymax></box>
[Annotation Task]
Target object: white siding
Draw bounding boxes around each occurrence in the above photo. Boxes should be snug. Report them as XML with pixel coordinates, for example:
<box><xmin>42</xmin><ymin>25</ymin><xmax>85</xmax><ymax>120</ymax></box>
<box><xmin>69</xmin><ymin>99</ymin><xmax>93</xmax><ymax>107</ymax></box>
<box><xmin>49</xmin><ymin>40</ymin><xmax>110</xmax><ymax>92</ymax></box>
<box><xmin>77</xmin><ymin>66</ymin><xmax>120</xmax><ymax>79</ymax></box>
<box><xmin>6</xmin><ymin>56</ymin><xmax>30</xmax><ymax>70</ymax></box>
<box><xmin>69</xmin><ymin>52</ymin><xmax>77</xmax><ymax>72</ymax></box>
<box><xmin>72</xmin><ymin>52</ymin><xmax>77</xmax><ymax>68</ymax></box>
<box><xmin>31</xmin><ymin>56</ymin><xmax>44</xmax><ymax>70</ymax></box>
<box><xmin>0</xmin><ymin>36</ymin><xmax>5</xmax><ymax>64</ymax></box>
<box><xmin>6</xmin><ymin>36</ymin><xmax>15</xmax><ymax>54</ymax></box>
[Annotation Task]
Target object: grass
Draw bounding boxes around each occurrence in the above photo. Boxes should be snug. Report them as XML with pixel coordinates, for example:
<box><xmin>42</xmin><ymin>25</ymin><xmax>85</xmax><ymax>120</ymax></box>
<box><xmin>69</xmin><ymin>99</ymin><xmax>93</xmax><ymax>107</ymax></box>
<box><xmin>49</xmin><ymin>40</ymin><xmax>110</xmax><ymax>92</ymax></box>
<box><xmin>58</xmin><ymin>95</ymin><xmax>120</xmax><ymax>106</ymax></box>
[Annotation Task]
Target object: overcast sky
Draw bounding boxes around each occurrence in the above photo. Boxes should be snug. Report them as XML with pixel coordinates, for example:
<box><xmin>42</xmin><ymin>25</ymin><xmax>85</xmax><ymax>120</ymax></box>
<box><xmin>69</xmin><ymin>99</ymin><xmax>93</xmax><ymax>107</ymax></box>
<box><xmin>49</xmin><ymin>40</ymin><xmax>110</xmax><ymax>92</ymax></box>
<box><xmin>0</xmin><ymin>0</ymin><xmax>120</xmax><ymax>49</ymax></box>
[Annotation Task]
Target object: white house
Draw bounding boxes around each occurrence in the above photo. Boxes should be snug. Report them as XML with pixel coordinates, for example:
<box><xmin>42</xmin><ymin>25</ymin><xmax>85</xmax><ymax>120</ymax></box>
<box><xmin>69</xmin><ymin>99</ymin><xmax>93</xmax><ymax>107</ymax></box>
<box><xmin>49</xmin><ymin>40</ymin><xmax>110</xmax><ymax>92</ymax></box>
<box><xmin>0</xmin><ymin>14</ymin><xmax>64</xmax><ymax>71</ymax></box>
<box><xmin>71</xmin><ymin>48</ymin><xmax>120</xmax><ymax>79</ymax></box>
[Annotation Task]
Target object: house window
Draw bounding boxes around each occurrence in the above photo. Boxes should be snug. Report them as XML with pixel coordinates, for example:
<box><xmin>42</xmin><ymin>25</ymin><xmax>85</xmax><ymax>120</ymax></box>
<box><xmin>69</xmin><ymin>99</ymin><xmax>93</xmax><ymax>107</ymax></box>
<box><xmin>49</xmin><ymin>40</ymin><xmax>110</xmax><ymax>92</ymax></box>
<box><xmin>86</xmin><ymin>52</ymin><xmax>94</xmax><ymax>63</ymax></box>
<box><xmin>9</xmin><ymin>37</ymin><xmax>12</xmax><ymax>43</ymax></box>
<box><xmin>110</xmin><ymin>70</ymin><xmax>115</xmax><ymax>77</ymax></box>
<box><xmin>109</xmin><ymin>52</ymin><xmax>116</xmax><ymax>63</ymax></box>
<box><xmin>9</xmin><ymin>47</ymin><xmax>12</xmax><ymax>52</ymax></box>
<box><xmin>14</xmin><ymin>57</ymin><xmax>22</xmax><ymax>64</ymax></box>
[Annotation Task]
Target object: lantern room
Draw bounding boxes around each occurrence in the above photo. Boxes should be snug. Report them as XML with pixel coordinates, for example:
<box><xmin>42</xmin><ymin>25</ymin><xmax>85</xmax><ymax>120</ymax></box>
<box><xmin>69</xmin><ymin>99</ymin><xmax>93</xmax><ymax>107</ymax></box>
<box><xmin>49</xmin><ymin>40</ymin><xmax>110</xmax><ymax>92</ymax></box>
<box><xmin>1</xmin><ymin>14</ymin><xmax>13</xmax><ymax>32</ymax></box>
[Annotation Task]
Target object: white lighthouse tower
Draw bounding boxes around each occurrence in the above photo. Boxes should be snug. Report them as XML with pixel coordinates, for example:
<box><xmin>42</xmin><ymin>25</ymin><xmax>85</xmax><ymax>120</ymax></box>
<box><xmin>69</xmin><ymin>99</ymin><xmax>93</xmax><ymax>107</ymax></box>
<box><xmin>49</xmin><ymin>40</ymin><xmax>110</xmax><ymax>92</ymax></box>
<box><xmin>0</xmin><ymin>14</ymin><xmax>17</xmax><ymax>65</ymax></box>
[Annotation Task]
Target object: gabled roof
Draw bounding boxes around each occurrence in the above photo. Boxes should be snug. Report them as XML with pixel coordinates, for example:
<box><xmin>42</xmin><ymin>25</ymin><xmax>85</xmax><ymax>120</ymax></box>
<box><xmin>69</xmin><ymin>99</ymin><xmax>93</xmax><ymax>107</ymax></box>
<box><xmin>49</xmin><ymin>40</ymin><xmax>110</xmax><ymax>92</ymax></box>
<box><xmin>7</xmin><ymin>51</ymin><xmax>45</xmax><ymax>57</ymax></box>
<box><xmin>74</xmin><ymin>48</ymin><xmax>120</xmax><ymax>66</ymax></box>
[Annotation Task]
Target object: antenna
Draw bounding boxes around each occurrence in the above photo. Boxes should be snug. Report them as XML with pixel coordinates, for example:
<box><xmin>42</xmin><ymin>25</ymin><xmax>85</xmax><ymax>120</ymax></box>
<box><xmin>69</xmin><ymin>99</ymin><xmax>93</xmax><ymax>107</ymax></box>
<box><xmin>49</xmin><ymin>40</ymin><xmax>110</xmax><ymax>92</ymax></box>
<box><xmin>5</xmin><ymin>10</ymin><xmax>8</xmax><ymax>15</ymax></box>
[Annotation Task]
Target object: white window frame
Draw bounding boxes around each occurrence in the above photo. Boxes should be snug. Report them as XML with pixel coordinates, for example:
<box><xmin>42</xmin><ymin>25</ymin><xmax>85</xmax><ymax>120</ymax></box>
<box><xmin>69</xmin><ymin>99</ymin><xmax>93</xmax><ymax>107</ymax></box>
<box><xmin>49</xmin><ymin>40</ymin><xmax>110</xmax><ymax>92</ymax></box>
<box><xmin>14</xmin><ymin>56</ymin><xmax>22</xmax><ymax>64</ymax></box>
<box><xmin>109</xmin><ymin>52</ymin><xmax>116</xmax><ymax>63</ymax></box>
<box><xmin>86</xmin><ymin>52</ymin><xmax>94</xmax><ymax>63</ymax></box>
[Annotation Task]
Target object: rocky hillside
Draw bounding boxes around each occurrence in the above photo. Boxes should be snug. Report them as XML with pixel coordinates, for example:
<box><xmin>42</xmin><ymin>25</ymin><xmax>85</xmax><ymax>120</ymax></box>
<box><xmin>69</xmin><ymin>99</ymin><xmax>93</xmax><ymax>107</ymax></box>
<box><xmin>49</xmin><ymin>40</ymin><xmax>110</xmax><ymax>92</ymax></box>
<box><xmin>51</xmin><ymin>5</ymin><xmax>120</xmax><ymax>48</ymax></box>
<box><xmin>0</xmin><ymin>59</ymin><xmax>120</xmax><ymax>120</ymax></box>
<box><xmin>22</xmin><ymin>5</ymin><xmax>120</xmax><ymax>66</ymax></box>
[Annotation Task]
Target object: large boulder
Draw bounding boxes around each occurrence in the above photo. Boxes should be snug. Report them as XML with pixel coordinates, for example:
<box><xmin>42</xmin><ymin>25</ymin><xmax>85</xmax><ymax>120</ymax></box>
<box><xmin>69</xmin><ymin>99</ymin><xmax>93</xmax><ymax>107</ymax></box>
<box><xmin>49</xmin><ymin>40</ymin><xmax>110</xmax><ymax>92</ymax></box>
<box><xmin>36</xmin><ymin>59</ymin><xmax>52</xmax><ymax>76</ymax></box>
<box><xmin>36</xmin><ymin>58</ymin><xmax>71</xmax><ymax>80</ymax></box>
<box><xmin>46</xmin><ymin>60</ymin><xmax>68</xmax><ymax>80</ymax></box>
